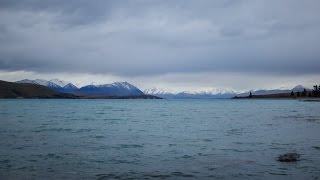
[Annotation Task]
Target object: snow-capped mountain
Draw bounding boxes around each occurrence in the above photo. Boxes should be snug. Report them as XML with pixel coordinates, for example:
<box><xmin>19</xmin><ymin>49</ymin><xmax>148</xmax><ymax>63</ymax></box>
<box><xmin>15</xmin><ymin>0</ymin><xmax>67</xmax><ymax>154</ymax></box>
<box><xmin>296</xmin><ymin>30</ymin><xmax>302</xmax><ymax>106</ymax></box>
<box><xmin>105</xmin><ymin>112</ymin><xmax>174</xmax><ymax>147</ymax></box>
<box><xmin>79</xmin><ymin>82</ymin><xmax>143</xmax><ymax>96</ymax></box>
<box><xmin>63</xmin><ymin>83</ymin><xmax>78</xmax><ymax>89</ymax></box>
<box><xmin>144</xmin><ymin>85</ymin><xmax>310</xmax><ymax>99</ymax></box>
<box><xmin>182</xmin><ymin>88</ymin><xmax>237</xmax><ymax>95</ymax></box>
<box><xmin>16</xmin><ymin>79</ymin><xmax>78</xmax><ymax>93</ymax></box>
<box><xmin>49</xmin><ymin>79</ymin><xmax>70</xmax><ymax>88</ymax></box>
<box><xmin>291</xmin><ymin>85</ymin><xmax>307</xmax><ymax>92</ymax></box>
<box><xmin>144</xmin><ymin>88</ymin><xmax>172</xmax><ymax>95</ymax></box>
<box><xmin>144</xmin><ymin>88</ymin><xmax>237</xmax><ymax>99</ymax></box>
<box><xmin>144</xmin><ymin>88</ymin><xmax>177</xmax><ymax>99</ymax></box>
<box><xmin>62</xmin><ymin>83</ymin><xmax>79</xmax><ymax>93</ymax></box>
<box><xmin>16</xmin><ymin>79</ymin><xmax>63</xmax><ymax>91</ymax></box>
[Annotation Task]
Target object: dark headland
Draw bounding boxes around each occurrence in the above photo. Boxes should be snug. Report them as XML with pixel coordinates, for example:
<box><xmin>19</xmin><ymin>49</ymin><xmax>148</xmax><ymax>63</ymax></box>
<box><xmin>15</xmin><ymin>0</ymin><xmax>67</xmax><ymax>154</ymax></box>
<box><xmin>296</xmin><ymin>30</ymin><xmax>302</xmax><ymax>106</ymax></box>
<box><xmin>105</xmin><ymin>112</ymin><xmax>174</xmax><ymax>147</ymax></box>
<box><xmin>0</xmin><ymin>80</ymin><xmax>161</xmax><ymax>99</ymax></box>
<box><xmin>232</xmin><ymin>86</ymin><xmax>320</xmax><ymax>101</ymax></box>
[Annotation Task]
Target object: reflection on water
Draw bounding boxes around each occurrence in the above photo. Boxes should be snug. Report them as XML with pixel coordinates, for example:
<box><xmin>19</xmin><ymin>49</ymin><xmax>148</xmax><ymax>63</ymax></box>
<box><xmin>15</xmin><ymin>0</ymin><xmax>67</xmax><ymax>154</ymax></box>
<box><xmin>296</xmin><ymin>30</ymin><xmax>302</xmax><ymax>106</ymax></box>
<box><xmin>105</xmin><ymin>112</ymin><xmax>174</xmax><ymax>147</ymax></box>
<box><xmin>0</xmin><ymin>99</ymin><xmax>319</xmax><ymax>179</ymax></box>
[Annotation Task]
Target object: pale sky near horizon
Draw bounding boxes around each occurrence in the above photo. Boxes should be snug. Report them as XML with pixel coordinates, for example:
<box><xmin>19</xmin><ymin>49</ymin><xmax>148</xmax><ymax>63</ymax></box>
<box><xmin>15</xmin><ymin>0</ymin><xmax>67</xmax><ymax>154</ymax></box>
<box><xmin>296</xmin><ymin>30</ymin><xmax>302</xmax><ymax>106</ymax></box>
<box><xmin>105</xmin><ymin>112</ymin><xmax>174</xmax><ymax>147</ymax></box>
<box><xmin>0</xmin><ymin>0</ymin><xmax>320</xmax><ymax>92</ymax></box>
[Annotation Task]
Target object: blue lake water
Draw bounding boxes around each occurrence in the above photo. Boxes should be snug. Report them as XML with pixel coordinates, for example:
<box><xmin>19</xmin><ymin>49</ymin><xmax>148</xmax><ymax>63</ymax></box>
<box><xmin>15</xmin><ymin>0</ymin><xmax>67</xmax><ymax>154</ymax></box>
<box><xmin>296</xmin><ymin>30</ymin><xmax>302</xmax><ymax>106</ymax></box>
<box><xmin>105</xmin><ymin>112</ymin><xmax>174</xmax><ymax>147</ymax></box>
<box><xmin>0</xmin><ymin>99</ymin><xmax>320</xmax><ymax>179</ymax></box>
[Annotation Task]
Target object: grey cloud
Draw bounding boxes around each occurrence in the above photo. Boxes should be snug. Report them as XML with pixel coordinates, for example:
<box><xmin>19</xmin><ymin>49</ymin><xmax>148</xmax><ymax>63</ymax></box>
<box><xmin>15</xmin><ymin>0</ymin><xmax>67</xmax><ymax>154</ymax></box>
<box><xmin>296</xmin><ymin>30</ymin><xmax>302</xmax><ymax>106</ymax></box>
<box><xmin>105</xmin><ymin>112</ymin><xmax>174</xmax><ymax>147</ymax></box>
<box><xmin>0</xmin><ymin>0</ymin><xmax>320</xmax><ymax>77</ymax></box>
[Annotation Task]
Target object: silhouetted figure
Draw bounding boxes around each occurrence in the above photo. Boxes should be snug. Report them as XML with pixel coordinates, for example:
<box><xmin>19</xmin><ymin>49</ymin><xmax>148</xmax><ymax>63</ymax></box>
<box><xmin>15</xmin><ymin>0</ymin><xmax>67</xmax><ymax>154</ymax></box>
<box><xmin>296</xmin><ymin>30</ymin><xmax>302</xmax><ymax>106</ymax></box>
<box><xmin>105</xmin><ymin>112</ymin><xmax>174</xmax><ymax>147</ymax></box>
<box><xmin>308</xmin><ymin>92</ymin><xmax>312</xmax><ymax>97</ymax></box>
<box><xmin>249</xmin><ymin>92</ymin><xmax>252</xmax><ymax>98</ymax></box>
<box><xmin>297</xmin><ymin>91</ymin><xmax>300</xmax><ymax>97</ymax></box>
<box><xmin>290</xmin><ymin>91</ymin><xmax>294</xmax><ymax>97</ymax></box>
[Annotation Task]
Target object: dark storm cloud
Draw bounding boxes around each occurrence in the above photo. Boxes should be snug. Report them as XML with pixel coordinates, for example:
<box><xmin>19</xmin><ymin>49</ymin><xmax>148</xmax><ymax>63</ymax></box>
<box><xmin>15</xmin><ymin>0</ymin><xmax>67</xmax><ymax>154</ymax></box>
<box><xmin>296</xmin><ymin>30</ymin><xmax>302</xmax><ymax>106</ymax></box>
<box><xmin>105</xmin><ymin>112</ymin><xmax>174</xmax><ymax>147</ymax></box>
<box><xmin>0</xmin><ymin>0</ymin><xmax>320</xmax><ymax>76</ymax></box>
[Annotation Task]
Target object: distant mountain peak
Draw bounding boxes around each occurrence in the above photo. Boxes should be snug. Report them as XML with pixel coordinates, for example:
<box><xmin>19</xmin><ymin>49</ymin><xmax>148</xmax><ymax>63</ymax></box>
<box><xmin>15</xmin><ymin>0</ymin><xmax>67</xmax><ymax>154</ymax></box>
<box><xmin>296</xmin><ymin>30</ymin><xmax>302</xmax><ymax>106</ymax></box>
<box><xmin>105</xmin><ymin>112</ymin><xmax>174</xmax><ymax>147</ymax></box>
<box><xmin>90</xmin><ymin>82</ymin><xmax>100</xmax><ymax>86</ymax></box>
<box><xmin>63</xmin><ymin>83</ymin><xmax>78</xmax><ymax>90</ymax></box>
<box><xmin>17</xmin><ymin>79</ymin><xmax>60</xmax><ymax>88</ymax></box>
<box><xmin>80</xmin><ymin>81</ymin><xmax>143</xmax><ymax>96</ymax></box>
<box><xmin>111</xmin><ymin>81</ymin><xmax>138</xmax><ymax>90</ymax></box>
<box><xmin>16</xmin><ymin>79</ymin><xmax>79</xmax><ymax>93</ymax></box>
<box><xmin>49</xmin><ymin>79</ymin><xmax>70</xmax><ymax>87</ymax></box>
<box><xmin>292</xmin><ymin>85</ymin><xmax>306</xmax><ymax>92</ymax></box>
<box><xmin>144</xmin><ymin>87</ymin><xmax>170</xmax><ymax>95</ymax></box>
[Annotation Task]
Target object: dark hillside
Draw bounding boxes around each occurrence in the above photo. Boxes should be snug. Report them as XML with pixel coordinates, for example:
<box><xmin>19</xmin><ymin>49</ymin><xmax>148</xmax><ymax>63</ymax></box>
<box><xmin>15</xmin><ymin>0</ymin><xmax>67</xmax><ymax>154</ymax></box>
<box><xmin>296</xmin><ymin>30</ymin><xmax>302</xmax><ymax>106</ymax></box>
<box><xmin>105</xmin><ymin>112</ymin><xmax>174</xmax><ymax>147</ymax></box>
<box><xmin>0</xmin><ymin>80</ymin><xmax>77</xmax><ymax>98</ymax></box>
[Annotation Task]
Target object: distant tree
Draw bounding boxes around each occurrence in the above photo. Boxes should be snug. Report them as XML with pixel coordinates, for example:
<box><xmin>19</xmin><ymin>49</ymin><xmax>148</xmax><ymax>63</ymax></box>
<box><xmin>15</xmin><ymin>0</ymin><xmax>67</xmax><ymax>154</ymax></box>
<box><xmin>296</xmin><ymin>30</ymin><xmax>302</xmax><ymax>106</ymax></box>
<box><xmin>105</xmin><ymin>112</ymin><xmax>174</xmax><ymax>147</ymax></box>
<box><xmin>290</xmin><ymin>91</ymin><xmax>294</xmax><ymax>97</ymax></box>
<box><xmin>249</xmin><ymin>92</ymin><xmax>252</xmax><ymax>98</ymax></box>
<box><xmin>314</xmin><ymin>85</ymin><xmax>320</xmax><ymax>97</ymax></box>
<box><xmin>308</xmin><ymin>92</ymin><xmax>312</xmax><ymax>97</ymax></box>
<box><xmin>297</xmin><ymin>91</ymin><xmax>300</xmax><ymax>97</ymax></box>
<box><xmin>302</xmin><ymin>89</ymin><xmax>307</xmax><ymax>97</ymax></box>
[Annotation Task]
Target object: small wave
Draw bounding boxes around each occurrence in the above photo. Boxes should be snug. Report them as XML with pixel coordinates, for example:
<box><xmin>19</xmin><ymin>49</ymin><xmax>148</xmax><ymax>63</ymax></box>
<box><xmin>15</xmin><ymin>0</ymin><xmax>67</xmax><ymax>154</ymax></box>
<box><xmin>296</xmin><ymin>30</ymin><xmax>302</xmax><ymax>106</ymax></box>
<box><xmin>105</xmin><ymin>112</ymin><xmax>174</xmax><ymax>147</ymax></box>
<box><xmin>220</xmin><ymin>148</ymin><xmax>254</xmax><ymax>153</ymax></box>
<box><xmin>170</xmin><ymin>171</ymin><xmax>195</xmax><ymax>177</ymax></box>
<box><xmin>89</xmin><ymin>135</ymin><xmax>105</xmax><ymax>139</ymax></box>
<box><xmin>73</xmin><ymin>128</ymin><xmax>94</xmax><ymax>133</ymax></box>
<box><xmin>96</xmin><ymin>173</ymin><xmax>121</xmax><ymax>180</ymax></box>
<box><xmin>143</xmin><ymin>173</ymin><xmax>171</xmax><ymax>178</ymax></box>
<box><xmin>37</xmin><ymin>153</ymin><xmax>63</xmax><ymax>160</ymax></box>
<box><xmin>168</xmin><ymin>144</ymin><xmax>177</xmax><ymax>147</ymax></box>
<box><xmin>177</xmin><ymin>155</ymin><xmax>194</xmax><ymax>159</ymax></box>
<box><xmin>203</xmin><ymin>139</ymin><xmax>213</xmax><ymax>142</ymax></box>
<box><xmin>47</xmin><ymin>128</ymin><xmax>72</xmax><ymax>132</ymax></box>
<box><xmin>268</xmin><ymin>172</ymin><xmax>289</xmax><ymax>176</ymax></box>
<box><xmin>313</xmin><ymin>146</ymin><xmax>320</xmax><ymax>150</ymax></box>
<box><xmin>226</xmin><ymin>128</ymin><xmax>245</xmax><ymax>136</ymax></box>
<box><xmin>0</xmin><ymin>159</ymin><xmax>10</xmax><ymax>164</ymax></box>
<box><xmin>119</xmin><ymin>144</ymin><xmax>144</xmax><ymax>149</ymax></box>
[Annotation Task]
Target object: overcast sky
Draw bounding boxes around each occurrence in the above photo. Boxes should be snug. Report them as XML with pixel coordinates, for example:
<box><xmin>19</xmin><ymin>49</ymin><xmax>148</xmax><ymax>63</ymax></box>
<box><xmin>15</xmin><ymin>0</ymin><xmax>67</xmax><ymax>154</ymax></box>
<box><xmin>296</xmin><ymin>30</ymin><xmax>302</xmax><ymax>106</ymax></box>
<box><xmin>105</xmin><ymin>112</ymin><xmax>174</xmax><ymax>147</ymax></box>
<box><xmin>0</xmin><ymin>0</ymin><xmax>320</xmax><ymax>91</ymax></box>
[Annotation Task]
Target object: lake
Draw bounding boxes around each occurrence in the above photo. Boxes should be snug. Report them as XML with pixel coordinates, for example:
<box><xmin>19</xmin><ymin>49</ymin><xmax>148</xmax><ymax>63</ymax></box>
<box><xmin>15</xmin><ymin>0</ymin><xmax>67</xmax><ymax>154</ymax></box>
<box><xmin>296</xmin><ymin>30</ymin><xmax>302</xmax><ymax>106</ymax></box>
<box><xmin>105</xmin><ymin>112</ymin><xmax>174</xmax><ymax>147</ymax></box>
<box><xmin>0</xmin><ymin>99</ymin><xmax>319</xmax><ymax>179</ymax></box>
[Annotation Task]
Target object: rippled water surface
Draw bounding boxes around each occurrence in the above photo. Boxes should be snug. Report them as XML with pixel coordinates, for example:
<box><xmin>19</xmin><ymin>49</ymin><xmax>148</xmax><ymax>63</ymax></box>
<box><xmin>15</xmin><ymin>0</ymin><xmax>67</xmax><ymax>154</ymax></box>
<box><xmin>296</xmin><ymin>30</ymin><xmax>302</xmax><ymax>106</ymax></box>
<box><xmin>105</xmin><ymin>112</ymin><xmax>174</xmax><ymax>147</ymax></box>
<box><xmin>0</xmin><ymin>99</ymin><xmax>320</xmax><ymax>179</ymax></box>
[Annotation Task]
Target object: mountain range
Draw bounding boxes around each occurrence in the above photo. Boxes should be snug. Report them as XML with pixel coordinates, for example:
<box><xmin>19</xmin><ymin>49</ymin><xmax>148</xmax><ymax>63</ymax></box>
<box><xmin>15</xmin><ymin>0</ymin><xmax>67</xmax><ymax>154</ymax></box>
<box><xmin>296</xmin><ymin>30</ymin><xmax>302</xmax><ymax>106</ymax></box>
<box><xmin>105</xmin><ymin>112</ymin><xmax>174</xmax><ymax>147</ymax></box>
<box><xmin>15</xmin><ymin>79</ymin><xmax>309</xmax><ymax>98</ymax></box>
<box><xmin>144</xmin><ymin>85</ymin><xmax>309</xmax><ymax>99</ymax></box>
<box><xmin>16</xmin><ymin>79</ymin><xmax>144</xmax><ymax>96</ymax></box>
<box><xmin>144</xmin><ymin>88</ymin><xmax>237</xmax><ymax>99</ymax></box>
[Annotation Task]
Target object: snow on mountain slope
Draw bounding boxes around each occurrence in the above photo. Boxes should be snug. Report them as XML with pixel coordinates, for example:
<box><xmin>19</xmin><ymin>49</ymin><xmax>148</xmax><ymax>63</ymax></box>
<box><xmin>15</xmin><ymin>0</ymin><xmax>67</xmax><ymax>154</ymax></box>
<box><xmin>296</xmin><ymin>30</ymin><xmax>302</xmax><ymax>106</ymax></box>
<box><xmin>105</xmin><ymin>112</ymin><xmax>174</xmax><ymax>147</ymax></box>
<box><xmin>144</xmin><ymin>87</ymin><xmax>237</xmax><ymax>99</ymax></box>
<box><xmin>16</xmin><ymin>79</ymin><xmax>79</xmax><ymax>93</ymax></box>
<box><xmin>79</xmin><ymin>82</ymin><xmax>144</xmax><ymax>96</ymax></box>
<box><xmin>111</xmin><ymin>82</ymin><xmax>136</xmax><ymax>90</ymax></box>
<box><xmin>17</xmin><ymin>79</ymin><xmax>61</xmax><ymax>88</ymax></box>
<box><xmin>63</xmin><ymin>83</ymin><xmax>79</xmax><ymax>90</ymax></box>
<box><xmin>144</xmin><ymin>88</ymin><xmax>172</xmax><ymax>95</ymax></box>
<box><xmin>183</xmin><ymin>88</ymin><xmax>237</xmax><ymax>95</ymax></box>
<box><xmin>90</xmin><ymin>82</ymin><xmax>140</xmax><ymax>90</ymax></box>
<box><xmin>49</xmin><ymin>79</ymin><xmax>70</xmax><ymax>87</ymax></box>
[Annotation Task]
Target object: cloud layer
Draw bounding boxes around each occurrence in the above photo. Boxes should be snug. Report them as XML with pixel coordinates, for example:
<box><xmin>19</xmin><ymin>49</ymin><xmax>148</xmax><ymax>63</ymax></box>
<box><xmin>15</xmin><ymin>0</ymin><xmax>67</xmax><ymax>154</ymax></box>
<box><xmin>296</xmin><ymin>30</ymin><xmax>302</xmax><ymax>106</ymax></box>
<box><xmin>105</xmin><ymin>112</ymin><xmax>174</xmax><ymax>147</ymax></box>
<box><xmin>0</xmin><ymin>0</ymin><xmax>320</xmax><ymax>90</ymax></box>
